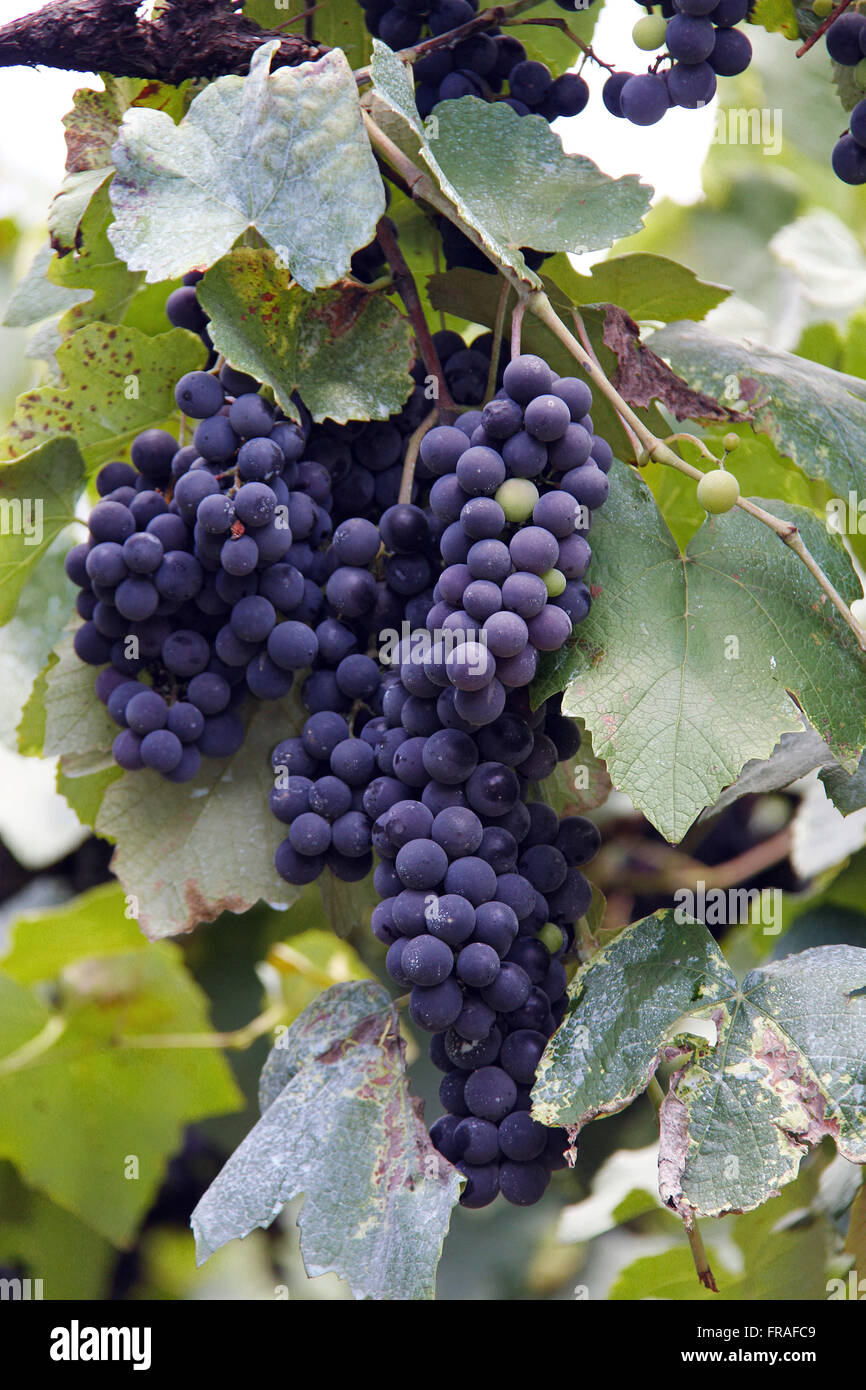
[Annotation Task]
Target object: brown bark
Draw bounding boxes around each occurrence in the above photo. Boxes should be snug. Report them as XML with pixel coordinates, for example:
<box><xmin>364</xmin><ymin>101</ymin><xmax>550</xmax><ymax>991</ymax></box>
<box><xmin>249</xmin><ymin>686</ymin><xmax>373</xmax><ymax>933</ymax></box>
<box><xmin>0</xmin><ymin>0</ymin><xmax>323</xmax><ymax>82</ymax></box>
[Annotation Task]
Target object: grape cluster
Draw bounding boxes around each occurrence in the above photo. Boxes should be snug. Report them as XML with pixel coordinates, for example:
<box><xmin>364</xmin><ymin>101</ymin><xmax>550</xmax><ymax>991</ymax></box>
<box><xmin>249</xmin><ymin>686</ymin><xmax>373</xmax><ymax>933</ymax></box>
<box><xmin>417</xmin><ymin>352</ymin><xmax>610</xmax><ymax>715</ymax></box>
<box><xmin>604</xmin><ymin>0</ymin><xmax>752</xmax><ymax>125</ymax></box>
<box><xmin>828</xmin><ymin>11</ymin><xmax>866</xmax><ymax>184</ymax></box>
<box><xmin>359</xmin><ymin>0</ymin><xmax>593</xmax><ymax>123</ymax></box>
<box><xmin>268</xmin><ymin>351</ymin><xmax>609</xmax><ymax>1203</ymax></box>
<box><xmin>66</xmin><ymin>280</ymin><xmax>336</xmax><ymax>779</ymax></box>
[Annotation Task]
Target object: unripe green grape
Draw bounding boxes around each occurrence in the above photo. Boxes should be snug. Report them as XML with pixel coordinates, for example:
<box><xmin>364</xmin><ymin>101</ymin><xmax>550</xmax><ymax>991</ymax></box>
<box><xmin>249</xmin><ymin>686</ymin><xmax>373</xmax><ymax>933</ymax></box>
<box><xmin>537</xmin><ymin>921</ymin><xmax>564</xmax><ymax>955</ymax></box>
<box><xmin>696</xmin><ymin>469</ymin><xmax>740</xmax><ymax>513</ymax></box>
<box><xmin>495</xmin><ymin>477</ymin><xmax>539</xmax><ymax>523</ymax></box>
<box><xmin>542</xmin><ymin>567</ymin><xmax>566</xmax><ymax>597</ymax></box>
<box><xmin>633</xmin><ymin>14</ymin><xmax>668</xmax><ymax>49</ymax></box>
<box><xmin>851</xmin><ymin>596</ymin><xmax>866</xmax><ymax>627</ymax></box>
<box><xmin>722</xmin><ymin>432</ymin><xmax>740</xmax><ymax>452</ymax></box>
<box><xmin>813</xmin><ymin>0</ymin><xmax>833</xmax><ymax>15</ymax></box>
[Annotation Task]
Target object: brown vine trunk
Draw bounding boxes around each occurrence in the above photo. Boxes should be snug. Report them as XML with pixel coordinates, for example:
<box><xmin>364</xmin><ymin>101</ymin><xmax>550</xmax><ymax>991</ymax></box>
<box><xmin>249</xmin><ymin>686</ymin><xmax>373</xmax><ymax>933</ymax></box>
<box><xmin>0</xmin><ymin>0</ymin><xmax>323</xmax><ymax>82</ymax></box>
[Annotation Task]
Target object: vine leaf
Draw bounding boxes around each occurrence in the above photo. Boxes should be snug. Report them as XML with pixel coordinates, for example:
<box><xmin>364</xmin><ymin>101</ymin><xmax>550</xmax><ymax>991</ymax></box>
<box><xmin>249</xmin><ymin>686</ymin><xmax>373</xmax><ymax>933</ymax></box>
<box><xmin>533</xmin><ymin>910</ymin><xmax>866</xmax><ymax>1218</ymax></box>
<box><xmin>198</xmin><ymin>248</ymin><xmax>415</xmax><ymax>422</ymax></box>
<box><xmin>109</xmin><ymin>43</ymin><xmax>384</xmax><ymax>291</ymax></box>
<box><xmin>533</xmin><ymin>462</ymin><xmax>866</xmax><ymax>843</ymax></box>
<box><xmin>0</xmin><ymin>322</ymin><xmax>205</xmax><ymax>469</ymax></box>
<box><xmin>192</xmin><ymin>981</ymin><xmax>460</xmax><ymax>1300</ymax></box>
<box><xmin>0</xmin><ymin>439</ymin><xmax>84</xmax><ymax>625</ymax></box>
<box><xmin>39</xmin><ymin>627</ymin><xmax>296</xmax><ymax>940</ymax></box>
<box><xmin>544</xmin><ymin>251</ymin><xmax>730</xmax><ymax>324</ymax></box>
<box><xmin>603</xmin><ymin>307</ymin><xmax>741</xmax><ymax>422</ymax></box>
<box><xmin>820</xmin><ymin>750</ymin><xmax>866</xmax><ymax>815</ymax></box>
<box><xmin>50</xmin><ymin>77</ymin><xmax>197</xmax><ymax>254</ymax></box>
<box><xmin>369</xmin><ymin>43</ymin><xmax>650</xmax><ymax>279</ymax></box>
<box><xmin>652</xmin><ymin>320</ymin><xmax>866</xmax><ymax>500</ymax></box>
<box><xmin>49</xmin><ymin>182</ymin><xmax>145</xmax><ymax>336</ymax></box>
<box><xmin>2</xmin><ymin>244</ymin><xmax>88</xmax><ymax>330</ymax></box>
<box><xmin>0</xmin><ymin>883</ymin><xmax>242</xmax><ymax>1245</ymax></box>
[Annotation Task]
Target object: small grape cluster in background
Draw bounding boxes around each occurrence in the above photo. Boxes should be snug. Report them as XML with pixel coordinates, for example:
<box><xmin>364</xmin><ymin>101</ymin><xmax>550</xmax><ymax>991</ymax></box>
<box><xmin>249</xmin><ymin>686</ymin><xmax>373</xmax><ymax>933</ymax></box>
<box><xmin>827</xmin><ymin>9</ymin><xmax>866</xmax><ymax>184</ymax></box>
<box><xmin>604</xmin><ymin>0</ymin><xmax>752</xmax><ymax>125</ymax></box>
<box><xmin>358</xmin><ymin>0</ymin><xmax>595</xmax><ymax>121</ymax></box>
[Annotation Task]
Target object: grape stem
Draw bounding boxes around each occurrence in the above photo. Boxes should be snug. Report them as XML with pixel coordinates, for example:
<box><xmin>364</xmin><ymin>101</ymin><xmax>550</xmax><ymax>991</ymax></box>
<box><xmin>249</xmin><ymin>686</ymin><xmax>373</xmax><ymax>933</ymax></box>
<box><xmin>646</xmin><ymin>1075</ymin><xmax>719</xmax><ymax>1292</ymax></box>
<box><xmin>484</xmin><ymin>279</ymin><xmax>512</xmax><ymax>404</ymax></box>
<box><xmin>363</xmin><ymin>110</ymin><xmax>866</xmax><ymax>650</ymax></box>
<box><xmin>572</xmin><ymin>309</ymin><xmax>642</xmax><ymax>458</ymax></box>
<box><xmin>354</xmin><ymin>0</ymin><xmax>548</xmax><ymax>82</ymax></box>
<box><xmin>508</xmin><ymin>17</ymin><xmax>614</xmax><ymax>71</ymax></box>
<box><xmin>510</xmin><ymin>298</ymin><xmax>526</xmax><ymax>358</ymax></box>
<box><xmin>529</xmin><ymin>290</ymin><xmax>866</xmax><ymax>652</ymax></box>
<box><xmin>399</xmin><ymin>407</ymin><xmax>438</xmax><ymax>504</ymax></box>
<box><xmin>796</xmin><ymin>0</ymin><xmax>854</xmax><ymax>58</ymax></box>
<box><xmin>375</xmin><ymin>214</ymin><xmax>456</xmax><ymax>415</ymax></box>
<box><xmin>661</xmin><ymin>430</ymin><xmax>722</xmax><ymax>467</ymax></box>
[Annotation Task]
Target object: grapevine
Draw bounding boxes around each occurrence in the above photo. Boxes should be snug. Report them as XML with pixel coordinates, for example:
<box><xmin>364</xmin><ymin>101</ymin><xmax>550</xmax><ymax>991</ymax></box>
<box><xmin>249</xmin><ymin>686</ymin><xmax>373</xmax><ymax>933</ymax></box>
<box><xmin>0</xmin><ymin>0</ymin><xmax>864</xmax><ymax>1319</ymax></box>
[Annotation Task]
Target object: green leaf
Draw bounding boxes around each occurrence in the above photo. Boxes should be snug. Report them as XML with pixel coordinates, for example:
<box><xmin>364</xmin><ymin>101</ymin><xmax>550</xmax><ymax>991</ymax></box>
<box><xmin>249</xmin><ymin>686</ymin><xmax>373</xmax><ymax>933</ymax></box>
<box><xmin>0</xmin><ymin>883</ymin><xmax>242</xmax><ymax>1245</ymax></box>
<box><xmin>535</xmin><ymin>720</ymin><xmax>611</xmax><ymax>817</ymax></box>
<box><xmin>751</xmin><ymin>0</ymin><xmax>800</xmax><ymax>37</ymax></box>
<box><xmin>48</xmin><ymin>169</ymin><xmax>112</xmax><ymax>260</ymax></box>
<box><xmin>515</xmin><ymin>0</ymin><xmax>600</xmax><ymax>77</ymax></box>
<box><xmin>2</xmin><ymin>244</ymin><xmax>89</xmax><ymax>329</ymax></box>
<box><xmin>370</xmin><ymin>43</ymin><xmax>650</xmax><ymax>278</ymax></box>
<box><xmin>318</xmin><ymin>867</ymin><xmax>379</xmax><ymax>940</ymax></box>
<box><xmin>0</xmin><ymin>543</ymin><xmax>72</xmax><ymax>749</ymax></box>
<box><xmin>652</xmin><ymin>320</ymin><xmax>866</xmax><ymax>501</ymax></box>
<box><xmin>198</xmin><ymin>247</ymin><xmax>414</xmax><ymax>422</ymax></box>
<box><xmin>0</xmin><ymin>322</ymin><xmax>205</xmax><ymax>468</ymax></box>
<box><xmin>245</xmin><ymin>0</ymin><xmax>372</xmax><ymax>70</ymax></box>
<box><xmin>533</xmin><ymin>463</ymin><xmax>866</xmax><ymax>842</ymax></box>
<box><xmin>0</xmin><ymin>1162</ymin><xmax>114</xmax><ymax>1300</ymax></box>
<box><xmin>192</xmin><ymin>981</ymin><xmax>460</xmax><ymax>1299</ymax></box>
<box><xmin>0</xmin><ymin>440</ymin><xmax>84</xmax><ymax>624</ymax></box>
<box><xmin>109</xmin><ymin>44</ymin><xmax>384</xmax><ymax>291</ymax></box>
<box><xmin>42</xmin><ymin>627</ymin><xmax>298</xmax><ymax>939</ymax></box>
<box><xmin>534</xmin><ymin>909</ymin><xmax>866</xmax><ymax>1218</ymax></box>
<box><xmin>48</xmin><ymin>181</ymin><xmax>144</xmax><ymax>335</ymax></box>
<box><xmin>820</xmin><ymin>751</ymin><xmax>866</xmax><ymax>815</ymax></box>
<box><xmin>546</xmin><ymin>252</ymin><xmax>730</xmax><ymax>324</ymax></box>
<box><xmin>533</xmin><ymin>913</ymin><xmax>733</xmax><ymax>1128</ymax></box>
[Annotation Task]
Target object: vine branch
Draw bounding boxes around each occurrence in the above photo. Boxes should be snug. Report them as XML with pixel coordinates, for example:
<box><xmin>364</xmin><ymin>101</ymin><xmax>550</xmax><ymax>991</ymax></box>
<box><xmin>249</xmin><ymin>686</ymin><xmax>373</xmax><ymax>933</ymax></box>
<box><xmin>796</xmin><ymin>0</ymin><xmax>854</xmax><ymax>58</ymax></box>
<box><xmin>376</xmin><ymin>215</ymin><xmax>455</xmax><ymax>414</ymax></box>
<box><xmin>0</xmin><ymin>0</ymin><xmax>322</xmax><ymax>81</ymax></box>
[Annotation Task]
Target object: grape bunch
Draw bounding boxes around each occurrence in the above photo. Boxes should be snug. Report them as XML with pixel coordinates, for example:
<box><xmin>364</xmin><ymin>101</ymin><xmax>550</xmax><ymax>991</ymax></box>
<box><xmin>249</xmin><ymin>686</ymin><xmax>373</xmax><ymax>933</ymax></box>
<box><xmin>358</xmin><ymin>0</ymin><xmax>593</xmax><ymax>122</ymax></box>
<box><xmin>417</xmin><ymin>351</ymin><xmax>610</xmax><ymax>719</ymax></box>
<box><xmin>604</xmin><ymin>0</ymin><xmax>752</xmax><ymax>125</ymax></box>
<box><xmin>66</xmin><ymin>281</ymin><xmax>339</xmax><ymax>780</ymax></box>
<box><xmin>827</xmin><ymin>11</ymin><xmax>866</xmax><ymax>184</ymax></box>
<box><xmin>267</xmin><ymin>350</ymin><xmax>610</xmax><ymax>1203</ymax></box>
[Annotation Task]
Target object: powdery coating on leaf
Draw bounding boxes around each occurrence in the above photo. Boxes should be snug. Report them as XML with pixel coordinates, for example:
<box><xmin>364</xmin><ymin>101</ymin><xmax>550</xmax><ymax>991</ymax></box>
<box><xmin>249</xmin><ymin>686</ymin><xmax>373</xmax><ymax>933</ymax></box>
<box><xmin>109</xmin><ymin>44</ymin><xmax>384</xmax><ymax>291</ymax></box>
<box><xmin>531</xmin><ymin>911</ymin><xmax>734</xmax><ymax>1129</ymax></box>
<box><xmin>534</xmin><ymin>463</ymin><xmax>866</xmax><ymax>841</ymax></box>
<box><xmin>538</xmin><ymin>913</ymin><xmax>866</xmax><ymax>1219</ymax></box>
<box><xmin>258</xmin><ymin>979</ymin><xmax>391</xmax><ymax>1109</ymax></box>
<box><xmin>0</xmin><ymin>322</ymin><xmax>206</xmax><ymax>468</ymax></box>
<box><xmin>198</xmin><ymin>248</ymin><xmax>415</xmax><ymax>422</ymax></box>
<box><xmin>433</xmin><ymin>100</ymin><xmax>653</xmax><ymax>261</ymax></box>
<box><xmin>663</xmin><ymin>939</ymin><xmax>866</xmax><ymax>1219</ymax></box>
<box><xmin>652</xmin><ymin>320</ymin><xmax>866</xmax><ymax>500</ymax></box>
<box><xmin>193</xmin><ymin>981</ymin><xmax>460</xmax><ymax>1300</ymax></box>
